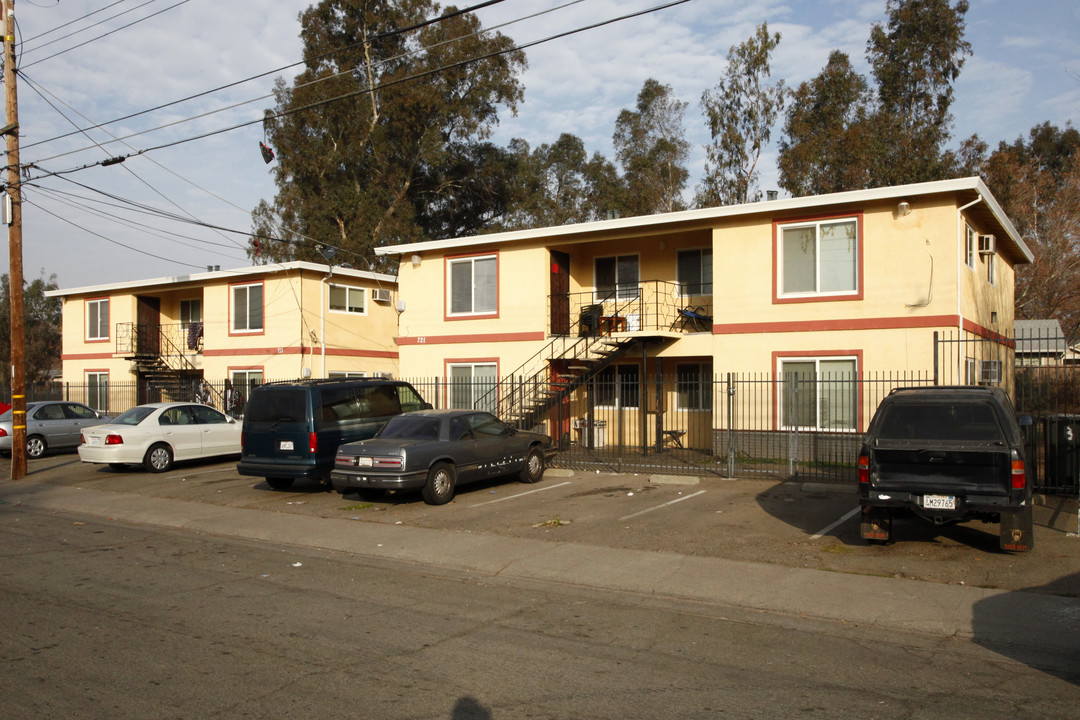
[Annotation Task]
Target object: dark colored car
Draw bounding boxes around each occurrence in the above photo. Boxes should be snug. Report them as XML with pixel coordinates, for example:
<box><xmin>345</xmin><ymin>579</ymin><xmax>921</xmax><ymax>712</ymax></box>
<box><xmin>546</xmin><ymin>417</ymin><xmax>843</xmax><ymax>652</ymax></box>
<box><xmin>331</xmin><ymin>409</ymin><xmax>554</xmax><ymax>505</ymax></box>
<box><xmin>0</xmin><ymin>401</ymin><xmax>112</xmax><ymax>458</ymax></box>
<box><xmin>858</xmin><ymin>386</ymin><xmax>1034</xmax><ymax>551</ymax></box>
<box><xmin>237</xmin><ymin>378</ymin><xmax>429</xmax><ymax>490</ymax></box>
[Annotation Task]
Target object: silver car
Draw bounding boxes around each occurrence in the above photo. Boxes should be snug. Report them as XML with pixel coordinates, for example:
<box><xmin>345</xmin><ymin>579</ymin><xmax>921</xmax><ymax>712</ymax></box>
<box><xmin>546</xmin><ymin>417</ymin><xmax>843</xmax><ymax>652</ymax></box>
<box><xmin>0</xmin><ymin>401</ymin><xmax>112</xmax><ymax>458</ymax></box>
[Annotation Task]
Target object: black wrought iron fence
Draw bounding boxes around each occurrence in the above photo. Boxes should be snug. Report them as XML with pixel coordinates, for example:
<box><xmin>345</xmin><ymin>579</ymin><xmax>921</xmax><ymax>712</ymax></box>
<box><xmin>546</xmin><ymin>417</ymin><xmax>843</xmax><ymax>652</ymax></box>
<box><xmin>12</xmin><ymin>362</ymin><xmax>1080</xmax><ymax>492</ymax></box>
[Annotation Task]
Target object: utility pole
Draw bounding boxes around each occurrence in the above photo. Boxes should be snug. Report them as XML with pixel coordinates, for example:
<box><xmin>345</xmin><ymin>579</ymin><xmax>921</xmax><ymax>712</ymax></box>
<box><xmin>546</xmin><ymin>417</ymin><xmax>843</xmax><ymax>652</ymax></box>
<box><xmin>4</xmin><ymin>0</ymin><xmax>26</xmax><ymax>481</ymax></box>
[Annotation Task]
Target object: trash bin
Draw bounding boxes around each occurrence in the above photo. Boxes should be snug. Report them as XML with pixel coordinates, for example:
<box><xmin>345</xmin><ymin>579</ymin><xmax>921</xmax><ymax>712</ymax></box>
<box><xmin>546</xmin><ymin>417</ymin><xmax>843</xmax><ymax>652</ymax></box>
<box><xmin>579</xmin><ymin>304</ymin><xmax>603</xmax><ymax>337</ymax></box>
<box><xmin>1046</xmin><ymin>414</ymin><xmax>1080</xmax><ymax>488</ymax></box>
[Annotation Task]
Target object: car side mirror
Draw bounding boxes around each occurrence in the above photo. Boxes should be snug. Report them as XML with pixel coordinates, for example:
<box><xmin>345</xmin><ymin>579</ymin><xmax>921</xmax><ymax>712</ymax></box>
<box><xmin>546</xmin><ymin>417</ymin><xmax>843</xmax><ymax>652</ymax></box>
<box><xmin>1018</xmin><ymin>414</ymin><xmax>1033</xmax><ymax>427</ymax></box>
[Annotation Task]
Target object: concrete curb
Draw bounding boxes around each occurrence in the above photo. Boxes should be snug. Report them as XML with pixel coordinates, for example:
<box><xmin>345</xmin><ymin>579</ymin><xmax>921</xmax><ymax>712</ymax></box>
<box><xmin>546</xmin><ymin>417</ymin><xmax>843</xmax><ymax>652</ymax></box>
<box><xmin>3</xmin><ymin>479</ymin><xmax>1078</xmax><ymax>657</ymax></box>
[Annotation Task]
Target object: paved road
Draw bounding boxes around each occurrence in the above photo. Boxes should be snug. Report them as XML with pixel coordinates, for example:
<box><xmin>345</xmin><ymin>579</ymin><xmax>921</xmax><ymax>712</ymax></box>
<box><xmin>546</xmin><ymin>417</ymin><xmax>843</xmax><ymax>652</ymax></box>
<box><xmin>3</xmin><ymin>505</ymin><xmax>1078</xmax><ymax>719</ymax></box>
<box><xmin>3</xmin><ymin>455</ymin><xmax>1080</xmax><ymax>684</ymax></box>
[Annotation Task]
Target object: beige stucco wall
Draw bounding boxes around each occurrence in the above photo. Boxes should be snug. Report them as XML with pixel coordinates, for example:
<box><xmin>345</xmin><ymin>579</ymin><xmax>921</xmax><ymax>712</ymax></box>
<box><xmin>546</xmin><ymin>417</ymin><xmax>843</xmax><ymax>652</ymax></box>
<box><xmin>55</xmin><ymin>265</ymin><xmax>401</xmax><ymax>390</ymax></box>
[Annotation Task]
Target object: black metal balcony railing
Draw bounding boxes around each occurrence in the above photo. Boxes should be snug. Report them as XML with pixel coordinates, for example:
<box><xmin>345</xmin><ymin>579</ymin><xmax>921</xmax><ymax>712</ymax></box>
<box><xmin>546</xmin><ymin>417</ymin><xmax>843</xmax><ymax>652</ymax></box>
<box><xmin>550</xmin><ymin>280</ymin><xmax>713</xmax><ymax>336</ymax></box>
<box><xmin>116</xmin><ymin>322</ymin><xmax>203</xmax><ymax>357</ymax></box>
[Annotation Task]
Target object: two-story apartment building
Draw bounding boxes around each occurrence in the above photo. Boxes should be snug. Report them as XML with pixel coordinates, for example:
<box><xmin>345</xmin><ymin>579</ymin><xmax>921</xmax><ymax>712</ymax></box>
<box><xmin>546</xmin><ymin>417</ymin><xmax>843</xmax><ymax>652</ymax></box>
<box><xmin>376</xmin><ymin>177</ymin><xmax>1030</xmax><ymax>453</ymax></box>
<box><xmin>47</xmin><ymin>261</ymin><xmax>399</xmax><ymax>411</ymax></box>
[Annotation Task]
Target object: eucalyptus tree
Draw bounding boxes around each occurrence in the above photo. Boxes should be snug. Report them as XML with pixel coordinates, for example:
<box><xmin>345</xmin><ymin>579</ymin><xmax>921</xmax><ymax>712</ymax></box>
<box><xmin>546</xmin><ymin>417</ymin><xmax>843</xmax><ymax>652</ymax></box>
<box><xmin>697</xmin><ymin>23</ymin><xmax>786</xmax><ymax>207</ymax></box>
<box><xmin>613</xmin><ymin>78</ymin><xmax>690</xmax><ymax>215</ymax></box>
<box><xmin>252</xmin><ymin>0</ymin><xmax>526</xmax><ymax>269</ymax></box>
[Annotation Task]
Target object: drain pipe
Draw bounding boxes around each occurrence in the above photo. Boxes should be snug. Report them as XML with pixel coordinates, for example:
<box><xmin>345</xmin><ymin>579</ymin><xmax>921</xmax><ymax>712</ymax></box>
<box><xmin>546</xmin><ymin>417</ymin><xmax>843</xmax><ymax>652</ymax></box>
<box><xmin>321</xmin><ymin>264</ymin><xmax>335</xmax><ymax>378</ymax></box>
<box><xmin>956</xmin><ymin>194</ymin><xmax>984</xmax><ymax>383</ymax></box>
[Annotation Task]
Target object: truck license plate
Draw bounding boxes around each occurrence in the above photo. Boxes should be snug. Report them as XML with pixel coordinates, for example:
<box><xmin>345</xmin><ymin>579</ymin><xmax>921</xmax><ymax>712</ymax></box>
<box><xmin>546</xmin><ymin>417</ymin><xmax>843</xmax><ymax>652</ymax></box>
<box><xmin>923</xmin><ymin>494</ymin><xmax>956</xmax><ymax>510</ymax></box>
<box><xmin>279</xmin><ymin>440</ymin><xmax>294</xmax><ymax>451</ymax></box>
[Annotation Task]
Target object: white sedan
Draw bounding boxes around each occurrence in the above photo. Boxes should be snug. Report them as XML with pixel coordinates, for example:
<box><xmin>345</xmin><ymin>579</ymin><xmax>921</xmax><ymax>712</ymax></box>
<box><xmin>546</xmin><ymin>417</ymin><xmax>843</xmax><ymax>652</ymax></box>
<box><xmin>79</xmin><ymin>402</ymin><xmax>242</xmax><ymax>473</ymax></box>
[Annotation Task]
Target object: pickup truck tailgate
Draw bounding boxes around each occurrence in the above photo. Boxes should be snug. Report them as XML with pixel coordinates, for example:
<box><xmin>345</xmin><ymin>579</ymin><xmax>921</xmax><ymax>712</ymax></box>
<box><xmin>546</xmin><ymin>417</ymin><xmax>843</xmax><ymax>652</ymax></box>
<box><xmin>872</xmin><ymin>446</ymin><xmax>1011</xmax><ymax>495</ymax></box>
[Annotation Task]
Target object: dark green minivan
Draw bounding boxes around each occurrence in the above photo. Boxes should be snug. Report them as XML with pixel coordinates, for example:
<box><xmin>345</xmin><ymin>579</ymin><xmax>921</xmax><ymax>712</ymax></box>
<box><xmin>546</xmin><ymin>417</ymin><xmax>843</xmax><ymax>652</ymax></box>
<box><xmin>237</xmin><ymin>378</ymin><xmax>429</xmax><ymax>489</ymax></box>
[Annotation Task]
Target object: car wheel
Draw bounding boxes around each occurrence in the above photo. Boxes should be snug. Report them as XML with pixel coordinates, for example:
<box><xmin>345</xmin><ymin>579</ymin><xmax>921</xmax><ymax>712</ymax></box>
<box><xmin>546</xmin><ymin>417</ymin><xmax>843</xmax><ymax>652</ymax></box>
<box><xmin>25</xmin><ymin>435</ymin><xmax>46</xmax><ymax>459</ymax></box>
<box><xmin>266</xmin><ymin>477</ymin><xmax>294</xmax><ymax>490</ymax></box>
<box><xmin>519</xmin><ymin>446</ymin><xmax>545</xmax><ymax>484</ymax></box>
<box><xmin>143</xmin><ymin>443</ymin><xmax>173</xmax><ymax>473</ymax></box>
<box><xmin>422</xmin><ymin>462</ymin><xmax>456</xmax><ymax>505</ymax></box>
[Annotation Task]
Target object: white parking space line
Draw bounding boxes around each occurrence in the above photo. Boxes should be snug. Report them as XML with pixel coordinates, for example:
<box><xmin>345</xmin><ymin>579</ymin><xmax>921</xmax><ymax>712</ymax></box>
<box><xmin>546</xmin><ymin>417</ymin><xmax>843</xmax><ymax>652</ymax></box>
<box><xmin>165</xmin><ymin>467</ymin><xmax>238</xmax><ymax>480</ymax></box>
<box><xmin>618</xmin><ymin>490</ymin><xmax>707</xmax><ymax>521</ymax></box>
<box><xmin>471</xmin><ymin>481</ymin><xmax>573</xmax><ymax>507</ymax></box>
<box><xmin>810</xmin><ymin>506</ymin><xmax>861</xmax><ymax>540</ymax></box>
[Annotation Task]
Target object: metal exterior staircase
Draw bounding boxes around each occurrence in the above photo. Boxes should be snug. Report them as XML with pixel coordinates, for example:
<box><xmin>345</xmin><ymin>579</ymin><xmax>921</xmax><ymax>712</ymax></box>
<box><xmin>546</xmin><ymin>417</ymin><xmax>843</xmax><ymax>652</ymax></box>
<box><xmin>118</xmin><ymin>323</ymin><xmax>204</xmax><ymax>402</ymax></box>
<box><xmin>489</xmin><ymin>331</ymin><xmax>661</xmax><ymax>432</ymax></box>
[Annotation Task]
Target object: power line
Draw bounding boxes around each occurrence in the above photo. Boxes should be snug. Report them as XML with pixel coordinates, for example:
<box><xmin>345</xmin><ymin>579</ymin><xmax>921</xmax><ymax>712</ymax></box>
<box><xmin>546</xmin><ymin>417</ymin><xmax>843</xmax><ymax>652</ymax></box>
<box><xmin>18</xmin><ymin>0</ymin><xmax>128</xmax><ymax>47</ymax></box>
<box><xmin>20</xmin><ymin>0</ymin><xmax>510</xmax><ymax>152</ymax></box>
<box><xmin>24</xmin><ymin>0</ymin><xmax>693</xmax><ymax>177</ymax></box>
<box><xmin>20</xmin><ymin>0</ymin><xmax>192</xmax><ymax>69</ymax></box>
<box><xmin>24</xmin><ymin>195</ymin><xmax>216</xmax><ymax>270</ymax></box>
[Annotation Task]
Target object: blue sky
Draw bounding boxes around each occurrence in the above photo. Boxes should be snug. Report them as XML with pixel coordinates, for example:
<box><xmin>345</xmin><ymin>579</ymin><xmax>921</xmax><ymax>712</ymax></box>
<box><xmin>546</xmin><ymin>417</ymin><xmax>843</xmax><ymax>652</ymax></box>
<box><xmin>4</xmin><ymin>0</ymin><xmax>1078</xmax><ymax>289</ymax></box>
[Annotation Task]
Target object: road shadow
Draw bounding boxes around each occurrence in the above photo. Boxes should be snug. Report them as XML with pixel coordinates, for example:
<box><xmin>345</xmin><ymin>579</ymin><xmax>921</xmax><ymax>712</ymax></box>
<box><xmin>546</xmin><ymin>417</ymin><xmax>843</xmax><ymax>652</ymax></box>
<box><xmin>972</xmin><ymin>571</ymin><xmax>1080</xmax><ymax>685</ymax></box>
<box><xmin>753</xmin><ymin>481</ymin><xmax>861</xmax><ymax>540</ymax></box>
<box><xmin>451</xmin><ymin>696</ymin><xmax>493</xmax><ymax>719</ymax></box>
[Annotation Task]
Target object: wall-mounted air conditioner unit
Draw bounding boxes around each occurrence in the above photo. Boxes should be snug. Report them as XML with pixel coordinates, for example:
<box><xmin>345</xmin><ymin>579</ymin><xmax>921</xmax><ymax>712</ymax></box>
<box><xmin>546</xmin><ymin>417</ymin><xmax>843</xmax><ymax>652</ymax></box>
<box><xmin>978</xmin><ymin>234</ymin><xmax>996</xmax><ymax>255</ymax></box>
<box><xmin>372</xmin><ymin>288</ymin><xmax>391</xmax><ymax>303</ymax></box>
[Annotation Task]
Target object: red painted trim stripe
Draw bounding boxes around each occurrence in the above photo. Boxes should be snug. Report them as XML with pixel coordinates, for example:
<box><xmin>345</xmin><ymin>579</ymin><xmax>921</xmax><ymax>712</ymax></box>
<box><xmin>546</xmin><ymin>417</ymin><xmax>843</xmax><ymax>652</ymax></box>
<box><xmin>712</xmin><ymin>315</ymin><xmax>962</xmax><ymax>335</ymax></box>
<box><xmin>203</xmin><ymin>347</ymin><xmax>398</xmax><ymax>359</ymax></box>
<box><xmin>61</xmin><ymin>352</ymin><xmax>116</xmax><ymax>360</ymax></box>
<box><xmin>397</xmin><ymin>331</ymin><xmax>546</xmax><ymax>346</ymax></box>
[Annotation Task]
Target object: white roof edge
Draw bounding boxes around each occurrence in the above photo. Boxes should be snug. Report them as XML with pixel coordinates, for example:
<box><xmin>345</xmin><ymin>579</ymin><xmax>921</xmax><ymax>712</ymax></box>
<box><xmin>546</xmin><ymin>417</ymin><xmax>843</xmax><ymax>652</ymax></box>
<box><xmin>45</xmin><ymin>261</ymin><xmax>397</xmax><ymax>298</ymax></box>
<box><xmin>375</xmin><ymin>176</ymin><xmax>1031</xmax><ymax>261</ymax></box>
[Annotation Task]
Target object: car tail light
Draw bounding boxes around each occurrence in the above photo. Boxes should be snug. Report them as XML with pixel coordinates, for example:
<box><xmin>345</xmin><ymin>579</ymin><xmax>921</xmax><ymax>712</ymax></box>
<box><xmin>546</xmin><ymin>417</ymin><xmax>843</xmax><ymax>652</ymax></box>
<box><xmin>1011</xmin><ymin>450</ymin><xmax>1026</xmax><ymax>490</ymax></box>
<box><xmin>105</xmin><ymin>434</ymin><xmax>123</xmax><ymax>445</ymax></box>
<box><xmin>240</xmin><ymin>431</ymin><xmax>245</xmax><ymax>449</ymax></box>
<box><xmin>372</xmin><ymin>457</ymin><xmax>403</xmax><ymax>469</ymax></box>
<box><xmin>858</xmin><ymin>454</ymin><xmax>870</xmax><ymax>484</ymax></box>
<box><xmin>309</xmin><ymin>432</ymin><xmax>318</xmax><ymax>454</ymax></box>
<box><xmin>0</xmin><ymin>428</ymin><xmax>7</xmax><ymax>437</ymax></box>
<box><xmin>80</xmin><ymin>433</ymin><xmax>86</xmax><ymax>444</ymax></box>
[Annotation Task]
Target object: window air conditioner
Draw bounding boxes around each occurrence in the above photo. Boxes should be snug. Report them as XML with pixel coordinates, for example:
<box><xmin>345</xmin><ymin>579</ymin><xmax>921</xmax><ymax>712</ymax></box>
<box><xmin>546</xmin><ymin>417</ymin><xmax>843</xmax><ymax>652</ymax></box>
<box><xmin>978</xmin><ymin>234</ymin><xmax>996</xmax><ymax>255</ymax></box>
<box><xmin>372</xmin><ymin>288</ymin><xmax>391</xmax><ymax>303</ymax></box>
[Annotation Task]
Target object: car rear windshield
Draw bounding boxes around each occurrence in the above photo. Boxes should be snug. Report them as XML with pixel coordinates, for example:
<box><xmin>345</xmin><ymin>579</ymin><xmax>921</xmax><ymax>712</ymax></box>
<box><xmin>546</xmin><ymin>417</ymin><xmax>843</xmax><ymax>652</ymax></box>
<box><xmin>378</xmin><ymin>415</ymin><xmax>440</xmax><ymax>441</ymax></box>
<box><xmin>876</xmin><ymin>402</ymin><xmax>1007</xmax><ymax>443</ymax></box>
<box><xmin>245</xmin><ymin>389</ymin><xmax>308</xmax><ymax>425</ymax></box>
<box><xmin>112</xmin><ymin>406</ymin><xmax>156</xmax><ymax>426</ymax></box>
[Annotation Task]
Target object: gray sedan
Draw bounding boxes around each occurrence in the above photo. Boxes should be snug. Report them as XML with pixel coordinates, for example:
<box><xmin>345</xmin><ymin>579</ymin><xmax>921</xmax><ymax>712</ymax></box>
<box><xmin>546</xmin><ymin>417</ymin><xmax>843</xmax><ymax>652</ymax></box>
<box><xmin>331</xmin><ymin>409</ymin><xmax>553</xmax><ymax>505</ymax></box>
<box><xmin>0</xmin><ymin>401</ymin><xmax>112</xmax><ymax>458</ymax></box>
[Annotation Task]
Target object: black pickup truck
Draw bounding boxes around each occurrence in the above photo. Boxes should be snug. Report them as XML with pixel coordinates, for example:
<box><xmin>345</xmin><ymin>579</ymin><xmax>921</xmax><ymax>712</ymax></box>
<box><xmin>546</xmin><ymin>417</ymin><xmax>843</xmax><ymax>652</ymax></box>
<box><xmin>857</xmin><ymin>386</ymin><xmax>1034</xmax><ymax>551</ymax></box>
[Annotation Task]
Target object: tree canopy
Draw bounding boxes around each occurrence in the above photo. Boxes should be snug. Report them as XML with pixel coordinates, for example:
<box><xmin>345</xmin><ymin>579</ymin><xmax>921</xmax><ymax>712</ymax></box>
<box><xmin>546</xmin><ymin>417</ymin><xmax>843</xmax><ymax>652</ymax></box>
<box><xmin>1</xmin><ymin>272</ymin><xmax>62</xmax><ymax>387</ymax></box>
<box><xmin>253</xmin><ymin>0</ymin><xmax>526</xmax><ymax>269</ymax></box>
<box><xmin>698</xmin><ymin>23</ymin><xmax>786</xmax><ymax>206</ymax></box>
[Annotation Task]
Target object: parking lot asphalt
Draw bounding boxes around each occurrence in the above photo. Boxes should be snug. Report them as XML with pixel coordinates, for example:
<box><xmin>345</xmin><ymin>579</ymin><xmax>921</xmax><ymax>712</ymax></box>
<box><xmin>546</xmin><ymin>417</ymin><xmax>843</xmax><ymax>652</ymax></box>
<box><xmin>3</xmin><ymin>452</ymin><xmax>1080</xmax><ymax>659</ymax></box>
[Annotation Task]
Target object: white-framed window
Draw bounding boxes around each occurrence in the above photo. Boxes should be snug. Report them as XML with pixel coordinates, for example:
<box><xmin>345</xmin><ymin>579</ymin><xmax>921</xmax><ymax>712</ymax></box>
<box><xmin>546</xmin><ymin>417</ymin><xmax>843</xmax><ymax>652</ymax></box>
<box><xmin>596</xmin><ymin>364</ymin><xmax>639</xmax><ymax>409</ymax></box>
<box><xmin>595</xmin><ymin>255</ymin><xmax>640</xmax><ymax>301</ymax></box>
<box><xmin>328</xmin><ymin>371</ymin><xmax>367</xmax><ymax>379</ymax></box>
<box><xmin>677</xmin><ymin>249</ymin><xmax>713</xmax><ymax>297</ymax></box>
<box><xmin>984</xmin><ymin>251</ymin><xmax>996</xmax><ymax>286</ymax></box>
<box><xmin>231</xmin><ymin>283</ymin><xmax>264</xmax><ymax>333</ymax></box>
<box><xmin>965</xmin><ymin>224</ymin><xmax>977</xmax><ymax>269</ymax></box>
<box><xmin>329</xmin><ymin>284</ymin><xmax>366</xmax><ymax>314</ymax></box>
<box><xmin>965</xmin><ymin>357</ymin><xmax>977</xmax><ymax>385</ymax></box>
<box><xmin>86</xmin><ymin>371</ymin><xmax>109</xmax><ymax>411</ymax></box>
<box><xmin>448</xmin><ymin>362</ymin><xmax>498</xmax><ymax>412</ymax></box>
<box><xmin>778</xmin><ymin>218</ymin><xmax>859</xmax><ymax>298</ymax></box>
<box><xmin>676</xmin><ymin>363</ymin><xmax>712</xmax><ymax>411</ymax></box>
<box><xmin>448</xmin><ymin>255</ymin><xmax>497</xmax><ymax>316</ymax></box>
<box><xmin>180</xmin><ymin>298</ymin><xmax>203</xmax><ymax>328</ymax></box>
<box><xmin>779</xmin><ymin>357</ymin><xmax>857</xmax><ymax>431</ymax></box>
<box><xmin>86</xmin><ymin>298</ymin><xmax>109</xmax><ymax>341</ymax></box>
